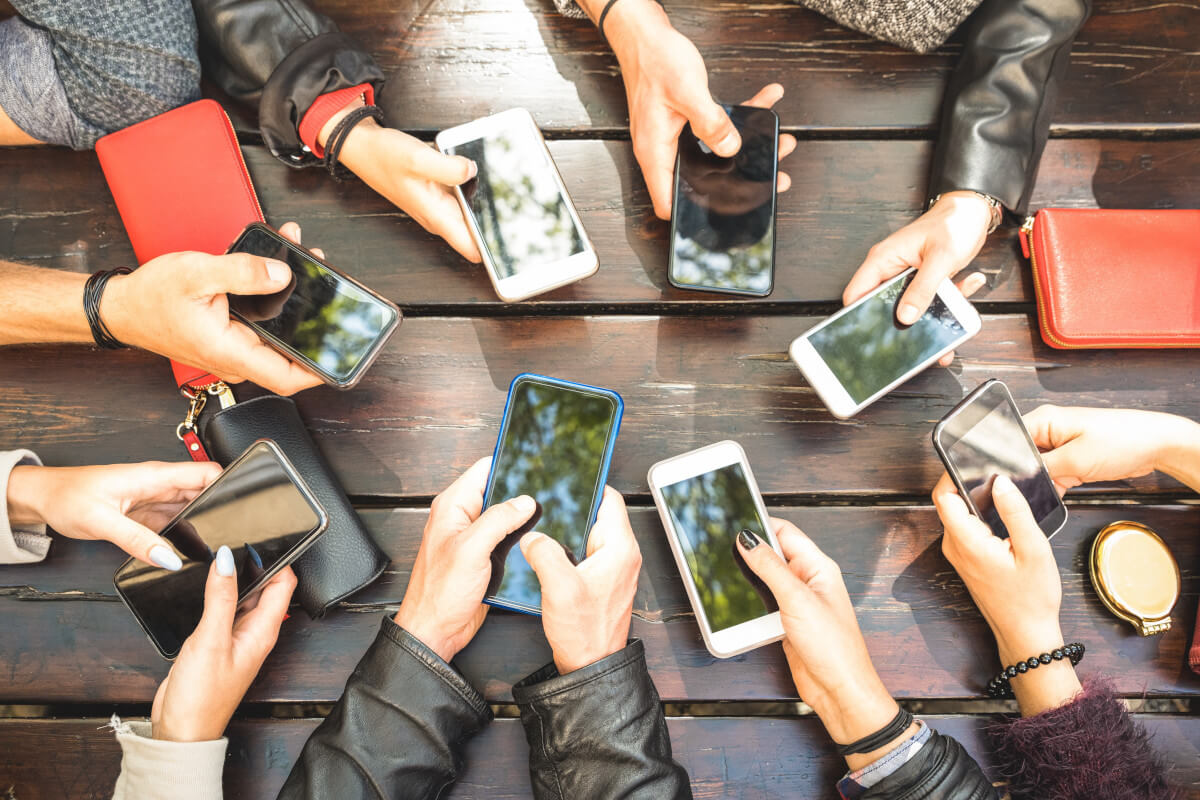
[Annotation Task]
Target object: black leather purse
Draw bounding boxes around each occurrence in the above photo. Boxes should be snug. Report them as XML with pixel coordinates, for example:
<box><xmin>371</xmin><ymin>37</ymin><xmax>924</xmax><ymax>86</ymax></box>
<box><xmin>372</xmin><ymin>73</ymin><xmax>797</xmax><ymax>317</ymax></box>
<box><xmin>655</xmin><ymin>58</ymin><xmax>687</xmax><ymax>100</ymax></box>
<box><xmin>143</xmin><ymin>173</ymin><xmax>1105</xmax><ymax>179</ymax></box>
<box><xmin>201</xmin><ymin>394</ymin><xmax>388</xmax><ymax>618</ymax></box>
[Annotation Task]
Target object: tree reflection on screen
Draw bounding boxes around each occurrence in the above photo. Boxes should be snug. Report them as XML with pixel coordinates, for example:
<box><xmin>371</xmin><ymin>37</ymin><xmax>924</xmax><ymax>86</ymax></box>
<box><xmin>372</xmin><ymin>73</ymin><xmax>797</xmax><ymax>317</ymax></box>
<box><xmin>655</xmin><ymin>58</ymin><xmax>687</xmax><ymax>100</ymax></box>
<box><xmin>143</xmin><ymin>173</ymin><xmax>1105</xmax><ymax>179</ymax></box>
<box><xmin>450</xmin><ymin>122</ymin><xmax>585</xmax><ymax>279</ymax></box>
<box><xmin>660</xmin><ymin>463</ymin><xmax>777</xmax><ymax>632</ymax></box>
<box><xmin>486</xmin><ymin>380</ymin><xmax>618</xmax><ymax>609</ymax></box>
<box><xmin>808</xmin><ymin>275</ymin><xmax>966</xmax><ymax>404</ymax></box>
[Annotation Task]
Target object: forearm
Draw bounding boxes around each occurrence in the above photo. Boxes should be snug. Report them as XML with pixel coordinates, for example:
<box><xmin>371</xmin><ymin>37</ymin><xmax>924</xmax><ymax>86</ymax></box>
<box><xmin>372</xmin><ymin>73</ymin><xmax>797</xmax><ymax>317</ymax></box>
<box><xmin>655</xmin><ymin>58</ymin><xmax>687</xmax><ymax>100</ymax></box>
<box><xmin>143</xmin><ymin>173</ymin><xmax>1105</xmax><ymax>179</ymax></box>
<box><xmin>1153</xmin><ymin>415</ymin><xmax>1200</xmax><ymax>492</ymax></box>
<box><xmin>0</xmin><ymin>262</ymin><xmax>91</xmax><ymax>345</ymax></box>
<box><xmin>577</xmin><ymin>0</ymin><xmax>670</xmax><ymax>58</ymax></box>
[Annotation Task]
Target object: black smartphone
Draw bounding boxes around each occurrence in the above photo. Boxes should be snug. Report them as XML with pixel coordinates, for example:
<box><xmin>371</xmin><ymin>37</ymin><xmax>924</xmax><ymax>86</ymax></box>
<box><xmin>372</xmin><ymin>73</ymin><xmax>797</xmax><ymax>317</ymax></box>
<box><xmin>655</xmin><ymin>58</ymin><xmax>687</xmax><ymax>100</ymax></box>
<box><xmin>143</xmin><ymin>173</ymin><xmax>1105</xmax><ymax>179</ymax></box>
<box><xmin>668</xmin><ymin>104</ymin><xmax>779</xmax><ymax>297</ymax></box>
<box><xmin>483</xmin><ymin>374</ymin><xmax>623</xmax><ymax>615</ymax></box>
<box><xmin>226</xmin><ymin>223</ymin><xmax>401</xmax><ymax>389</ymax></box>
<box><xmin>933</xmin><ymin>380</ymin><xmax>1067</xmax><ymax>539</ymax></box>
<box><xmin>114</xmin><ymin>440</ymin><xmax>328</xmax><ymax>659</ymax></box>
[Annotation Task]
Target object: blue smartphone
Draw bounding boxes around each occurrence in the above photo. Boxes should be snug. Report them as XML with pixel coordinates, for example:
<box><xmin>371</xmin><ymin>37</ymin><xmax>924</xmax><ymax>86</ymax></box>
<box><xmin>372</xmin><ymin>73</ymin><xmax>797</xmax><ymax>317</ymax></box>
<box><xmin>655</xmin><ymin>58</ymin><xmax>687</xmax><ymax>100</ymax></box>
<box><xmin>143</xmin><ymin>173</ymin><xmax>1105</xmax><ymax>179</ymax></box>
<box><xmin>483</xmin><ymin>374</ymin><xmax>624</xmax><ymax>615</ymax></box>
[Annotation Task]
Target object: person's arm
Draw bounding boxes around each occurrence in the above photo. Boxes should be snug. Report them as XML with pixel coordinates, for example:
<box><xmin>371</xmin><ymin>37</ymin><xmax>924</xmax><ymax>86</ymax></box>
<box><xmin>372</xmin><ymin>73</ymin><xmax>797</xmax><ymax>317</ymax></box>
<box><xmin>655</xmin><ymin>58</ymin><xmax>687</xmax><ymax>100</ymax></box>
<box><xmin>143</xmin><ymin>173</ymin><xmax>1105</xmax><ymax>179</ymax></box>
<box><xmin>277</xmin><ymin>460</ymin><xmax>537</xmax><ymax>799</ymax></box>
<box><xmin>933</xmin><ymin>475</ymin><xmax>1182</xmax><ymax>799</ymax></box>
<box><xmin>0</xmin><ymin>449</ymin><xmax>50</xmax><ymax>564</ymax></box>
<box><xmin>735</xmin><ymin>520</ymin><xmax>997</xmax><ymax>798</ymax></box>
<box><xmin>112</xmin><ymin>552</ymin><xmax>295</xmax><ymax>800</ymax></box>
<box><xmin>928</xmin><ymin>0</ymin><xmax>1092</xmax><ymax>218</ymax></box>
<box><xmin>516</xmin><ymin>489</ymin><xmax>691</xmax><ymax>799</ymax></box>
<box><xmin>0</xmin><ymin>222</ymin><xmax>324</xmax><ymax>396</ymax></box>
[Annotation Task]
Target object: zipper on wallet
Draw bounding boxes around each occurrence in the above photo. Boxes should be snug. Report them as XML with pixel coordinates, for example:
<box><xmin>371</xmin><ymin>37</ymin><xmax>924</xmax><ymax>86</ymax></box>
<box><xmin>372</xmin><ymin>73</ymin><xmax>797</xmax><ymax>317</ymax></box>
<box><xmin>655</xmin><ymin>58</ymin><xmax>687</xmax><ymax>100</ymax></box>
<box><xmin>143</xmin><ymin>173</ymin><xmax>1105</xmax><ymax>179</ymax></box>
<box><xmin>176</xmin><ymin>381</ymin><xmax>237</xmax><ymax>461</ymax></box>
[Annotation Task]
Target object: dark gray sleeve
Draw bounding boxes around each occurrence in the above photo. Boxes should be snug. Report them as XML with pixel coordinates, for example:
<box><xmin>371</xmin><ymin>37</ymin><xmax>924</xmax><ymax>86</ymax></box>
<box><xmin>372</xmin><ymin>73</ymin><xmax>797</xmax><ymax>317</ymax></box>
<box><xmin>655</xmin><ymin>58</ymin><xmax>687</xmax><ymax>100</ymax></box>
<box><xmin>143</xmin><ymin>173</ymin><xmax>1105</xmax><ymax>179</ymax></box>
<box><xmin>2</xmin><ymin>1</ymin><xmax>200</xmax><ymax>149</ymax></box>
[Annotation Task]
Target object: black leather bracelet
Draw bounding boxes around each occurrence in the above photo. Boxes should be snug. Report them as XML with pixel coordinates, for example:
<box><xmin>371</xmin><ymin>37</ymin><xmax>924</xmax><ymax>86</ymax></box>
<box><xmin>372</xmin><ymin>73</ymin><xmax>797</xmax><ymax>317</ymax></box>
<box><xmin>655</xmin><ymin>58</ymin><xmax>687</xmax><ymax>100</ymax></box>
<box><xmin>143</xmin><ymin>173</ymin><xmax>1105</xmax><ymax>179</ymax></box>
<box><xmin>834</xmin><ymin>707</ymin><xmax>914</xmax><ymax>756</ymax></box>
<box><xmin>82</xmin><ymin>267</ymin><xmax>132</xmax><ymax>349</ymax></box>
<box><xmin>597</xmin><ymin>0</ymin><xmax>662</xmax><ymax>42</ymax></box>
<box><xmin>322</xmin><ymin>104</ymin><xmax>384</xmax><ymax>180</ymax></box>
<box><xmin>987</xmin><ymin>642</ymin><xmax>1085</xmax><ymax>699</ymax></box>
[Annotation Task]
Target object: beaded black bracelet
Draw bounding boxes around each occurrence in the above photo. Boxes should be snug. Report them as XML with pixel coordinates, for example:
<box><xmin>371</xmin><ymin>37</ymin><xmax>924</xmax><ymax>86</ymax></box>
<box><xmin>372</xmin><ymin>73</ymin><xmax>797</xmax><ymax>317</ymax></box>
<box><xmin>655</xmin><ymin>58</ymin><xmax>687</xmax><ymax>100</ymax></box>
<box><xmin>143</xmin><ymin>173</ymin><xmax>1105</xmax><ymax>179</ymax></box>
<box><xmin>834</xmin><ymin>707</ymin><xmax>915</xmax><ymax>756</ymax></box>
<box><xmin>986</xmin><ymin>642</ymin><xmax>1085</xmax><ymax>699</ymax></box>
<box><xmin>322</xmin><ymin>104</ymin><xmax>385</xmax><ymax>180</ymax></box>
<box><xmin>83</xmin><ymin>267</ymin><xmax>132</xmax><ymax>349</ymax></box>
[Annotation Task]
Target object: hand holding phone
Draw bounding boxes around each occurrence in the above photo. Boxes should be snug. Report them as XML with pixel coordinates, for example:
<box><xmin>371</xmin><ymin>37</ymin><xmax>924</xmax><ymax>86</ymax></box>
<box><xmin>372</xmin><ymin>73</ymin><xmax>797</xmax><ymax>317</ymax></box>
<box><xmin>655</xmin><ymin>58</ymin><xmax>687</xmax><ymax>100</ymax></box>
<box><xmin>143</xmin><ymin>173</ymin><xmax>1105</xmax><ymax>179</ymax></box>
<box><xmin>520</xmin><ymin>487</ymin><xmax>642</xmax><ymax>674</ymax></box>
<box><xmin>933</xmin><ymin>380</ymin><xmax>1067</xmax><ymax>539</ymax></box>
<box><xmin>790</xmin><ymin>268</ymin><xmax>982</xmax><ymax>418</ymax></box>
<box><xmin>114</xmin><ymin>440</ymin><xmax>328</xmax><ymax>659</ymax></box>
<box><xmin>226</xmin><ymin>223</ymin><xmax>401</xmax><ymax>389</ymax></box>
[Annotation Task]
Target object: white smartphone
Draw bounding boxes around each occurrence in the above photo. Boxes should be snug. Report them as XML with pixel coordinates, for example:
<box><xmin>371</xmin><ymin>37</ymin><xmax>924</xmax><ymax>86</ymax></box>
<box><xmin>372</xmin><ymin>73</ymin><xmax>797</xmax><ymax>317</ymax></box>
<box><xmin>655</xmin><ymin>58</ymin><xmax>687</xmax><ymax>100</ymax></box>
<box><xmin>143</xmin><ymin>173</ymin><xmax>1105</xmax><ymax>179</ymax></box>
<box><xmin>435</xmin><ymin>108</ymin><xmax>598</xmax><ymax>302</ymax></box>
<box><xmin>789</xmin><ymin>268</ymin><xmax>982</xmax><ymax>419</ymax></box>
<box><xmin>648</xmin><ymin>441</ymin><xmax>785</xmax><ymax>659</ymax></box>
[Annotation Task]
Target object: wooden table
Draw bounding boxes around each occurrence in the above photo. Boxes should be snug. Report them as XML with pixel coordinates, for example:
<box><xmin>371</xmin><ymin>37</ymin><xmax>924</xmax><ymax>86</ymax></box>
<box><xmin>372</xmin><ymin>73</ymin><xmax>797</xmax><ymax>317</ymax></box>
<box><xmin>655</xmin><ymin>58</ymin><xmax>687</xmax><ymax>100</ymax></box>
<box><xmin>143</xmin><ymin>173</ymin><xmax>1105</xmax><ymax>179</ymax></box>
<box><xmin>2</xmin><ymin>0</ymin><xmax>1199</xmax><ymax>796</ymax></box>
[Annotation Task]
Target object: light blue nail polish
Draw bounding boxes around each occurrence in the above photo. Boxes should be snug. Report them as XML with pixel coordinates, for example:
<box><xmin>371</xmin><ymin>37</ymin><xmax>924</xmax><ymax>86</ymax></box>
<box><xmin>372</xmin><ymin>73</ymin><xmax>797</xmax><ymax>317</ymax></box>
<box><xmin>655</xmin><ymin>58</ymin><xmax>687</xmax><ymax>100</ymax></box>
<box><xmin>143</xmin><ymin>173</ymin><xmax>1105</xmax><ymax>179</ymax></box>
<box><xmin>149</xmin><ymin>545</ymin><xmax>182</xmax><ymax>572</ymax></box>
<box><xmin>215</xmin><ymin>545</ymin><xmax>235</xmax><ymax>577</ymax></box>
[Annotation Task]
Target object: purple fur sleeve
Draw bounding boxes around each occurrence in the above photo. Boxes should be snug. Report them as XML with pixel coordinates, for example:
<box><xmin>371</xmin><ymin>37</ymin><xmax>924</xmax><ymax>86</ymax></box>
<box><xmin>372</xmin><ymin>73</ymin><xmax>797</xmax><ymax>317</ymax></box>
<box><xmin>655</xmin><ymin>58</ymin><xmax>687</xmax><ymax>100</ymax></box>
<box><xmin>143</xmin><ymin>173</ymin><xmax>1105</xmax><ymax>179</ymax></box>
<box><xmin>989</xmin><ymin>677</ymin><xmax>1184</xmax><ymax>800</ymax></box>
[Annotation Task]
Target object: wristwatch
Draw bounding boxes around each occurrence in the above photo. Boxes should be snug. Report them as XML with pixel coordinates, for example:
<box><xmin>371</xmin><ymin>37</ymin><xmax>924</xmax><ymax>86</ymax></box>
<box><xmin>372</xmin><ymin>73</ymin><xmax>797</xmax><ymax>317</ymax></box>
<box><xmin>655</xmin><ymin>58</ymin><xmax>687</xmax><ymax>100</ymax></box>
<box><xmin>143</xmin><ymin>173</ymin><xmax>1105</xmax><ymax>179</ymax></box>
<box><xmin>929</xmin><ymin>191</ymin><xmax>1003</xmax><ymax>234</ymax></box>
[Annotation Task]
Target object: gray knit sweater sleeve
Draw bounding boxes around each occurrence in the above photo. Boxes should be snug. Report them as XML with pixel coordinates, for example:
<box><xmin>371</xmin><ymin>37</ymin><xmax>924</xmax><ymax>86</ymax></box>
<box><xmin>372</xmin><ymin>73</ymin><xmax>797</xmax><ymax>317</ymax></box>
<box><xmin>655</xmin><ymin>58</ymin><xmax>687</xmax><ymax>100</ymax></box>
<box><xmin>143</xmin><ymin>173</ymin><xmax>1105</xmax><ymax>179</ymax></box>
<box><xmin>0</xmin><ymin>1</ymin><xmax>201</xmax><ymax>149</ymax></box>
<box><xmin>553</xmin><ymin>0</ymin><xmax>589</xmax><ymax>18</ymax></box>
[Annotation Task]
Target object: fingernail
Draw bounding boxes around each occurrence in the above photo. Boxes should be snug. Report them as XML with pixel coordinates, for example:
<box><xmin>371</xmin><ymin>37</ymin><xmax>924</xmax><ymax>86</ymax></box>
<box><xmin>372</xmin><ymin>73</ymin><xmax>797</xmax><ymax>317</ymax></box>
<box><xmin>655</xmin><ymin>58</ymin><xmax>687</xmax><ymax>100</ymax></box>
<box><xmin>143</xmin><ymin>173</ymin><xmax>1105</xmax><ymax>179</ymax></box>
<box><xmin>970</xmin><ymin>272</ymin><xmax>987</xmax><ymax>288</ymax></box>
<box><xmin>993</xmin><ymin>475</ymin><xmax>1016</xmax><ymax>495</ymax></box>
<box><xmin>149</xmin><ymin>545</ymin><xmax>182</xmax><ymax>571</ymax></box>
<box><xmin>897</xmin><ymin>303</ymin><xmax>920</xmax><ymax>325</ymax></box>
<box><xmin>512</xmin><ymin>495</ymin><xmax>536</xmax><ymax>514</ymax></box>
<box><xmin>215</xmin><ymin>545</ymin><xmax>235</xmax><ymax>577</ymax></box>
<box><xmin>465</xmin><ymin>159</ymin><xmax>478</xmax><ymax>179</ymax></box>
<box><xmin>737</xmin><ymin>529</ymin><xmax>762</xmax><ymax>550</ymax></box>
<box><xmin>266</xmin><ymin>259</ymin><xmax>290</xmax><ymax>283</ymax></box>
<box><xmin>716</xmin><ymin>131</ymin><xmax>741</xmax><ymax>155</ymax></box>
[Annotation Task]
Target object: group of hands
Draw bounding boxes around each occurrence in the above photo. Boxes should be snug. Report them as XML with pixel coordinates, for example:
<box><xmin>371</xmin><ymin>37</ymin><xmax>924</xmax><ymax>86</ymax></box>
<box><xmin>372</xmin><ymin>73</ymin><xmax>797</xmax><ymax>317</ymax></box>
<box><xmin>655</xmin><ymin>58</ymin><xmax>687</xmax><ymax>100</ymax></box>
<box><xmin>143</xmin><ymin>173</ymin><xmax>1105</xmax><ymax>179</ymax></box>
<box><xmin>10</xmin><ymin>406</ymin><xmax>1199</xmax><ymax>746</ymax></box>
<box><xmin>94</xmin><ymin>0</ymin><xmax>995</xmax><ymax>398</ymax></box>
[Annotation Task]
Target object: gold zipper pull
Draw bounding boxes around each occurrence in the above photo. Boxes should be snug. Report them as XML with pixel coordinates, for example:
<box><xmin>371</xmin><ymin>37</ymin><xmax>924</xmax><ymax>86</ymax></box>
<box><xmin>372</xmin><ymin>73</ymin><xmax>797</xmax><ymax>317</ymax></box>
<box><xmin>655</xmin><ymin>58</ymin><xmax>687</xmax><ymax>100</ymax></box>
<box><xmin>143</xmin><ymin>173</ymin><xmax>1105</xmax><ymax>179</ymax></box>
<box><xmin>1019</xmin><ymin>215</ymin><xmax>1035</xmax><ymax>259</ymax></box>
<box><xmin>208</xmin><ymin>381</ymin><xmax>237</xmax><ymax>409</ymax></box>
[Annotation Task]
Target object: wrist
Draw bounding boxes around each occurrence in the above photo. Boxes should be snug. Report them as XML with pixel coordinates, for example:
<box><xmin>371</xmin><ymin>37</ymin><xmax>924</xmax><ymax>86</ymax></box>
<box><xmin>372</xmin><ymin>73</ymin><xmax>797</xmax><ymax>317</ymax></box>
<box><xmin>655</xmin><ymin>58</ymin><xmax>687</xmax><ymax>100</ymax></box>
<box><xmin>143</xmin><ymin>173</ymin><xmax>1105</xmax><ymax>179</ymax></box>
<box><xmin>6</xmin><ymin>466</ymin><xmax>47</xmax><ymax>527</ymax></box>
<box><xmin>392</xmin><ymin>607</ymin><xmax>458</xmax><ymax>664</ymax></box>
<box><xmin>553</xmin><ymin>641</ymin><xmax>624</xmax><ymax>675</ymax></box>
<box><xmin>806</xmin><ymin>676</ymin><xmax>899</xmax><ymax>746</ymax></box>
<box><xmin>97</xmin><ymin>274</ymin><xmax>142</xmax><ymax>351</ymax></box>
<box><xmin>994</xmin><ymin>623</ymin><xmax>1066</xmax><ymax>667</ymax></box>
<box><xmin>605</xmin><ymin>0</ymin><xmax>670</xmax><ymax>61</ymax></box>
<box><xmin>1152</xmin><ymin>415</ymin><xmax>1200</xmax><ymax>476</ymax></box>
<box><xmin>932</xmin><ymin>190</ymin><xmax>997</xmax><ymax>235</ymax></box>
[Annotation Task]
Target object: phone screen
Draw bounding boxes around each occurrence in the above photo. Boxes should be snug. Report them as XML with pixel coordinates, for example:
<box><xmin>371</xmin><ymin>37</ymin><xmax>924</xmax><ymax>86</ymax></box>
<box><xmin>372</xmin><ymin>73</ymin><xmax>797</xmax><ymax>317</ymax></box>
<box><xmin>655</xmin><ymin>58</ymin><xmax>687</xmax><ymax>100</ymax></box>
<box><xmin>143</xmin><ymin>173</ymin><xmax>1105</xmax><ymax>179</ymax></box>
<box><xmin>658</xmin><ymin>463</ymin><xmax>778</xmax><ymax>632</ymax></box>
<box><xmin>228</xmin><ymin>226</ymin><xmax>399</xmax><ymax>384</ymax></box>
<box><xmin>940</xmin><ymin>383</ymin><xmax>1063</xmax><ymax>538</ymax></box>
<box><xmin>670</xmin><ymin>105</ymin><xmax>778</xmax><ymax>295</ymax></box>
<box><xmin>445</xmin><ymin>117</ymin><xmax>586</xmax><ymax>279</ymax></box>
<box><xmin>808</xmin><ymin>272</ymin><xmax>966</xmax><ymax>404</ymax></box>
<box><xmin>114</xmin><ymin>442</ymin><xmax>324</xmax><ymax>658</ymax></box>
<box><xmin>484</xmin><ymin>377</ymin><xmax>621</xmax><ymax>611</ymax></box>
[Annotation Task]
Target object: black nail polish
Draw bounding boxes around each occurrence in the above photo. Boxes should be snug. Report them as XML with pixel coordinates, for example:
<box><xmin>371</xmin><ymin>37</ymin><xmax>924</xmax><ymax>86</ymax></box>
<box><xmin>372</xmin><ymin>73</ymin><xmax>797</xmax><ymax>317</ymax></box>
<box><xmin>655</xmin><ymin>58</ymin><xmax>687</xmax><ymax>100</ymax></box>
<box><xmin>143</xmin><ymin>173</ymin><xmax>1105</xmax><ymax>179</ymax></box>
<box><xmin>737</xmin><ymin>529</ymin><xmax>761</xmax><ymax>550</ymax></box>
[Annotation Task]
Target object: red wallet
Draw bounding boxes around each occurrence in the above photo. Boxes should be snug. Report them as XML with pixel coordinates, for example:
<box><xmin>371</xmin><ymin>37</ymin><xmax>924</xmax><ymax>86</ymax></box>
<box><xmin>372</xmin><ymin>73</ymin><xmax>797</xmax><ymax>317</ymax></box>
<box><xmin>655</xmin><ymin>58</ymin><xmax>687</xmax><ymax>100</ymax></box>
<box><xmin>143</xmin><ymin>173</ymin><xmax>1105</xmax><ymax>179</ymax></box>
<box><xmin>1020</xmin><ymin>209</ymin><xmax>1200</xmax><ymax>349</ymax></box>
<box><xmin>96</xmin><ymin>99</ymin><xmax>265</xmax><ymax>389</ymax></box>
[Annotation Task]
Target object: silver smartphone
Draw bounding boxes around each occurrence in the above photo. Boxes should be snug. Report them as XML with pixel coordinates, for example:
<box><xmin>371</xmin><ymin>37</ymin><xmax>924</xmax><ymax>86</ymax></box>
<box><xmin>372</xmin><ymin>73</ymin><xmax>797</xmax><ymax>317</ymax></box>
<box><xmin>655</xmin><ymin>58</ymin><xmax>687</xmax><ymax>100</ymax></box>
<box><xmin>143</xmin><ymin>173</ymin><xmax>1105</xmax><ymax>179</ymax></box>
<box><xmin>789</xmin><ymin>268</ymin><xmax>982</xmax><ymax>418</ymax></box>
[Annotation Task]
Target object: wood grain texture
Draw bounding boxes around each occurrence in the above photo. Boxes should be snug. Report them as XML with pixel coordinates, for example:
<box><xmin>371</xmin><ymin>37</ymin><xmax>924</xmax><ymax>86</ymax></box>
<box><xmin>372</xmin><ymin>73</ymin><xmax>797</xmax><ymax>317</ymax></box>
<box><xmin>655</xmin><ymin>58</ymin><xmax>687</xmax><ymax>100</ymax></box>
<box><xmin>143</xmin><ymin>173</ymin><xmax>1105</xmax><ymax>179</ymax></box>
<box><xmin>2</xmin><ymin>713</ymin><xmax>1199</xmax><ymax>799</ymax></box>
<box><xmin>1</xmin><ymin>314</ymin><xmax>1198</xmax><ymax>499</ymax></box>
<box><xmin>1</xmin><ymin>504</ymin><xmax>1196</xmax><ymax>703</ymax></box>
<box><xmin>313</xmin><ymin>0</ymin><xmax>1200</xmax><ymax>134</ymax></box>
<box><xmin>3</xmin><ymin>139</ymin><xmax>1197</xmax><ymax>308</ymax></box>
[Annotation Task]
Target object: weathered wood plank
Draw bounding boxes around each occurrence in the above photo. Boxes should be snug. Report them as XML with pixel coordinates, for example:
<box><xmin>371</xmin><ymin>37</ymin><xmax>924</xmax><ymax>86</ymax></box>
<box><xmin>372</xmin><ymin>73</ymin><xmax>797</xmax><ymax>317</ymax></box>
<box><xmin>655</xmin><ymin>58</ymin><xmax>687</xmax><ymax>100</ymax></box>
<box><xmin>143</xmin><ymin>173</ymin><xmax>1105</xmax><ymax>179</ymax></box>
<box><xmin>4</xmin><ymin>139</ymin><xmax>1197</xmax><ymax>308</ymax></box>
<box><xmin>1</xmin><ymin>314</ymin><xmax>1197</xmax><ymax>499</ymax></box>
<box><xmin>1</xmin><ymin>505</ymin><xmax>1196</xmax><ymax>703</ymax></box>
<box><xmin>2</xmin><ymin>713</ymin><xmax>1199</xmax><ymax>799</ymax></box>
<box><xmin>317</xmin><ymin>0</ymin><xmax>1200</xmax><ymax>134</ymax></box>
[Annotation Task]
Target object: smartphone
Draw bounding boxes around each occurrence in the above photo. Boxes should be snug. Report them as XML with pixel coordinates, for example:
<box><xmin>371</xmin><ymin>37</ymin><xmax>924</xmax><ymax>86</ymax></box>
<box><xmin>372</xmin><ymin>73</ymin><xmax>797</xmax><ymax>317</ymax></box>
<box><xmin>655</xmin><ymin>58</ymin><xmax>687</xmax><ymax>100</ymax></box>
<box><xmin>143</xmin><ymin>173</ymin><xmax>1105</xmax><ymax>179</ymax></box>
<box><xmin>789</xmin><ymin>268</ymin><xmax>982</xmax><ymax>418</ymax></box>
<box><xmin>668</xmin><ymin>105</ymin><xmax>779</xmax><ymax>297</ymax></box>
<box><xmin>435</xmin><ymin>108</ymin><xmax>598</xmax><ymax>302</ymax></box>
<box><xmin>483</xmin><ymin>374</ymin><xmax>623</xmax><ymax>614</ymax></box>
<box><xmin>933</xmin><ymin>379</ymin><xmax>1067</xmax><ymax>539</ymax></box>
<box><xmin>226</xmin><ymin>222</ymin><xmax>401</xmax><ymax>389</ymax></box>
<box><xmin>648</xmin><ymin>441</ymin><xmax>784</xmax><ymax>658</ymax></box>
<box><xmin>114</xmin><ymin>440</ymin><xmax>328</xmax><ymax>659</ymax></box>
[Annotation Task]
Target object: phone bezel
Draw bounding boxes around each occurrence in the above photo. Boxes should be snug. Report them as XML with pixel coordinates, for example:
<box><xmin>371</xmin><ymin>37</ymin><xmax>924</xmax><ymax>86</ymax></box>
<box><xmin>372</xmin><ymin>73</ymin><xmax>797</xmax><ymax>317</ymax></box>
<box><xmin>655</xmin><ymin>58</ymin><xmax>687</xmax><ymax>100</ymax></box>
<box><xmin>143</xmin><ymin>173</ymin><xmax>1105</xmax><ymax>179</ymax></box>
<box><xmin>932</xmin><ymin>379</ymin><xmax>1068</xmax><ymax>539</ymax></box>
<box><xmin>788</xmin><ymin>268</ymin><xmax>983</xmax><ymax>418</ymax></box>
<box><xmin>435</xmin><ymin>108</ymin><xmax>598</xmax><ymax>303</ymax></box>
<box><xmin>647</xmin><ymin>440</ymin><xmax>785</xmax><ymax>658</ymax></box>
<box><xmin>226</xmin><ymin>222</ymin><xmax>402</xmax><ymax>390</ymax></box>
<box><xmin>113</xmin><ymin>439</ymin><xmax>329</xmax><ymax>660</ymax></box>
<box><xmin>666</xmin><ymin>105</ymin><xmax>780</xmax><ymax>298</ymax></box>
<box><xmin>482</xmin><ymin>373</ymin><xmax>624</xmax><ymax>615</ymax></box>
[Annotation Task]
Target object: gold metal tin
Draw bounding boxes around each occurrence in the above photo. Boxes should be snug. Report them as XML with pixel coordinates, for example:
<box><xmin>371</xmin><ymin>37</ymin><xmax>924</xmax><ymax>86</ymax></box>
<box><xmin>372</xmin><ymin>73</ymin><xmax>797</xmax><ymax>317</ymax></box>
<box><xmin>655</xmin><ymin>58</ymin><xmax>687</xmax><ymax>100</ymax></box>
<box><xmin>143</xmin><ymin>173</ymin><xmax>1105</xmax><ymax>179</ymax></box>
<box><xmin>1089</xmin><ymin>521</ymin><xmax>1180</xmax><ymax>636</ymax></box>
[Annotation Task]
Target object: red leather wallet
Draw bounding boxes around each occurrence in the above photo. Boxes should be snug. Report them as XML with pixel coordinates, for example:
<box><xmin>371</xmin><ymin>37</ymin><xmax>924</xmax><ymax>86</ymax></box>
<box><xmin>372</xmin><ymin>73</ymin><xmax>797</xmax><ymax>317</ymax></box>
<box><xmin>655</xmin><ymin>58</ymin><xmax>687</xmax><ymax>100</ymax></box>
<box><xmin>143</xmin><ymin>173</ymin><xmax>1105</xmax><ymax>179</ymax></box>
<box><xmin>95</xmin><ymin>99</ymin><xmax>265</xmax><ymax>389</ymax></box>
<box><xmin>1020</xmin><ymin>209</ymin><xmax>1200</xmax><ymax>349</ymax></box>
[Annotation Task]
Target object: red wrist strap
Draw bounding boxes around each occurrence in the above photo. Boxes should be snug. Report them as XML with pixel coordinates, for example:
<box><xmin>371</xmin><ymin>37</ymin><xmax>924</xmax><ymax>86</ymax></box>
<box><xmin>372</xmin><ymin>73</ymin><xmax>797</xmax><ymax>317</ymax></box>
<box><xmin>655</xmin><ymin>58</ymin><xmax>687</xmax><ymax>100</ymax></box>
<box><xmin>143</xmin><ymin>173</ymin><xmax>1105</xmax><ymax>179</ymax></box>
<box><xmin>299</xmin><ymin>84</ymin><xmax>375</xmax><ymax>158</ymax></box>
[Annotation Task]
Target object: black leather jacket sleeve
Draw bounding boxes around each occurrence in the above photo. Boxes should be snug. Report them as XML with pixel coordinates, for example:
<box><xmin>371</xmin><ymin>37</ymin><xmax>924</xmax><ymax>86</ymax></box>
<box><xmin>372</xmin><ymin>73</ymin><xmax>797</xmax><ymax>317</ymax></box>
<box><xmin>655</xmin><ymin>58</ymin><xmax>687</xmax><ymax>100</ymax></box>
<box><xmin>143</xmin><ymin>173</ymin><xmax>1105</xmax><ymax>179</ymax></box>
<box><xmin>276</xmin><ymin>616</ymin><xmax>492</xmax><ymax>800</ymax></box>
<box><xmin>512</xmin><ymin>640</ymin><xmax>693</xmax><ymax>800</ymax></box>
<box><xmin>865</xmin><ymin>727</ymin><xmax>1000</xmax><ymax>799</ymax></box>
<box><xmin>190</xmin><ymin>0</ymin><xmax>384</xmax><ymax>165</ymax></box>
<box><xmin>927</xmin><ymin>0</ymin><xmax>1091</xmax><ymax>216</ymax></box>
